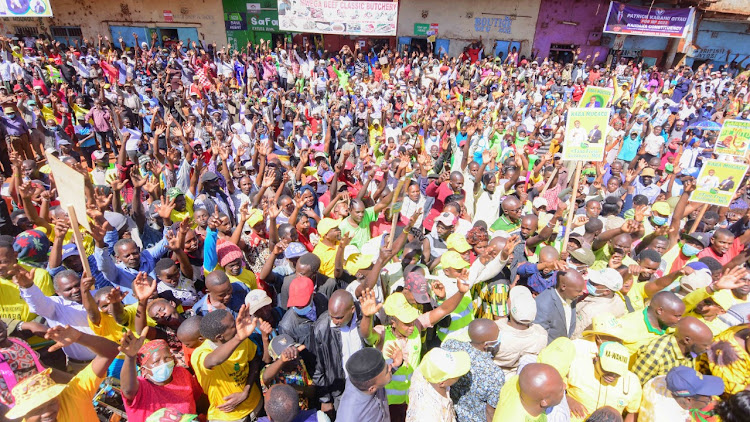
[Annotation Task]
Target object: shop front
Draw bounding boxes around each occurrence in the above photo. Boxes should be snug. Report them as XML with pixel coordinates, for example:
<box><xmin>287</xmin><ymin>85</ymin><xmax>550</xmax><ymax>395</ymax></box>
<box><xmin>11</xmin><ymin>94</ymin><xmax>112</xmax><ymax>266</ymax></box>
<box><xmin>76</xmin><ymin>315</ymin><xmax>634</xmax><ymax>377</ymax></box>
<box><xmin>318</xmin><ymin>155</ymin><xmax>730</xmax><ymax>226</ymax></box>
<box><xmin>109</xmin><ymin>26</ymin><xmax>199</xmax><ymax>49</ymax></box>
<box><xmin>223</xmin><ymin>0</ymin><xmax>291</xmax><ymax>50</ymax></box>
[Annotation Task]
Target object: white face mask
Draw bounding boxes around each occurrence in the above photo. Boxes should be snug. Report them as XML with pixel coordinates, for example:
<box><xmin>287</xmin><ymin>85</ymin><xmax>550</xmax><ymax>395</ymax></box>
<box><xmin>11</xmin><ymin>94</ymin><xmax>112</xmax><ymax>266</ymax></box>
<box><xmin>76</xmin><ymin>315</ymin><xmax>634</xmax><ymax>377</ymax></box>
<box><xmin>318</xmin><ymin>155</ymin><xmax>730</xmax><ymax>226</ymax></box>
<box><xmin>148</xmin><ymin>360</ymin><xmax>175</xmax><ymax>383</ymax></box>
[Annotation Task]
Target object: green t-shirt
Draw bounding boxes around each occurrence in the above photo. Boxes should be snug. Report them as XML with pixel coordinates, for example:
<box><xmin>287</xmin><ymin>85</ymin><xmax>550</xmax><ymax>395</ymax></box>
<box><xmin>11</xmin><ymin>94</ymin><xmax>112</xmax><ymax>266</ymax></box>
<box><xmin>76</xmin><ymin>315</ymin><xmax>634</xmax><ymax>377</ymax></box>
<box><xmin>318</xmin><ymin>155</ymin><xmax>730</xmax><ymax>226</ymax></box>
<box><xmin>339</xmin><ymin>207</ymin><xmax>377</xmax><ymax>249</ymax></box>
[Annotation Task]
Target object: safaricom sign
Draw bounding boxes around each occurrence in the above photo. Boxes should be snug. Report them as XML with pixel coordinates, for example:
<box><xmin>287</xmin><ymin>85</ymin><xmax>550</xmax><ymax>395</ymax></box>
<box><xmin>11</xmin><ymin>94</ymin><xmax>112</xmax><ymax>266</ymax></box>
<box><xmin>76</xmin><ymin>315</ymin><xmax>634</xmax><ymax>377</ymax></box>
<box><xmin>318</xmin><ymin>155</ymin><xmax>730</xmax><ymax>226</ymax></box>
<box><xmin>250</xmin><ymin>15</ymin><xmax>279</xmax><ymax>31</ymax></box>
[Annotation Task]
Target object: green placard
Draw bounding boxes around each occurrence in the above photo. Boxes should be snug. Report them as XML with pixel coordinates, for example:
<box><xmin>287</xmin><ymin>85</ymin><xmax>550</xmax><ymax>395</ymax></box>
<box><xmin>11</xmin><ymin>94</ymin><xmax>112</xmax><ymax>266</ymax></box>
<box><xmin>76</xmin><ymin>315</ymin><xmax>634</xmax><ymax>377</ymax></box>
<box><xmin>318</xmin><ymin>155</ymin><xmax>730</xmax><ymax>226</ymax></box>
<box><xmin>414</xmin><ymin>23</ymin><xmax>430</xmax><ymax>36</ymax></box>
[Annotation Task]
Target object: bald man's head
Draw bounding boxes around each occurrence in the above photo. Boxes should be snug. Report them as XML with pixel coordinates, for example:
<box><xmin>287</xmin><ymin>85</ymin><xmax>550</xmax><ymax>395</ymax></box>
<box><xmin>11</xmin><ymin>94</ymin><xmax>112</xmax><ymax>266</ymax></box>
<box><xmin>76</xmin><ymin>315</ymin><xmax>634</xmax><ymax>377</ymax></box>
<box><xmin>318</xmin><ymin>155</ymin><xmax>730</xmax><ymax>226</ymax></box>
<box><xmin>468</xmin><ymin>318</ymin><xmax>500</xmax><ymax>354</ymax></box>
<box><xmin>518</xmin><ymin>363</ymin><xmax>565</xmax><ymax>417</ymax></box>
<box><xmin>520</xmin><ymin>214</ymin><xmax>539</xmax><ymax>239</ymax></box>
<box><xmin>328</xmin><ymin>290</ymin><xmax>355</xmax><ymax>327</ymax></box>
<box><xmin>539</xmin><ymin>246</ymin><xmax>559</xmax><ymax>264</ymax></box>
<box><xmin>675</xmin><ymin>316</ymin><xmax>713</xmax><ymax>357</ymax></box>
<box><xmin>502</xmin><ymin>196</ymin><xmax>522</xmax><ymax>223</ymax></box>
<box><xmin>557</xmin><ymin>270</ymin><xmax>587</xmax><ymax>301</ymax></box>
<box><xmin>650</xmin><ymin>291</ymin><xmax>685</xmax><ymax>328</ymax></box>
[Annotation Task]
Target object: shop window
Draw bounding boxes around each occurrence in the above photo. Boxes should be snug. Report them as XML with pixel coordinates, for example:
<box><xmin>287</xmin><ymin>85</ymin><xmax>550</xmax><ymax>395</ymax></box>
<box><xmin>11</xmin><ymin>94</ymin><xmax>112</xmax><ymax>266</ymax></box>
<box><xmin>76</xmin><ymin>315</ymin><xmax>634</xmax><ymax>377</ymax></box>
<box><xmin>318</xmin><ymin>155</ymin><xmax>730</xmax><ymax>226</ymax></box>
<box><xmin>50</xmin><ymin>26</ymin><xmax>83</xmax><ymax>46</ymax></box>
<box><xmin>14</xmin><ymin>26</ymin><xmax>38</xmax><ymax>36</ymax></box>
<box><xmin>549</xmin><ymin>43</ymin><xmax>578</xmax><ymax>64</ymax></box>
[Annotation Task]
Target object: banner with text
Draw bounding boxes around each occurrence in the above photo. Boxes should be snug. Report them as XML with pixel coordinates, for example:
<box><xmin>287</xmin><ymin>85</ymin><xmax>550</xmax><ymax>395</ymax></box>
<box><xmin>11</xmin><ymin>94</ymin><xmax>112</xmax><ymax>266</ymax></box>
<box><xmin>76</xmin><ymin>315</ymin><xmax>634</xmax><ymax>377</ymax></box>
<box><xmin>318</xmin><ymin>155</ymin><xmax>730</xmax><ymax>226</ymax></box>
<box><xmin>562</xmin><ymin>108</ymin><xmax>610</xmax><ymax>162</ymax></box>
<box><xmin>690</xmin><ymin>160</ymin><xmax>748</xmax><ymax>207</ymax></box>
<box><xmin>715</xmin><ymin>120</ymin><xmax>750</xmax><ymax>158</ymax></box>
<box><xmin>603</xmin><ymin>1</ymin><xmax>693</xmax><ymax>38</ymax></box>
<box><xmin>279</xmin><ymin>0</ymin><xmax>397</xmax><ymax>36</ymax></box>
<box><xmin>0</xmin><ymin>0</ymin><xmax>52</xmax><ymax>17</ymax></box>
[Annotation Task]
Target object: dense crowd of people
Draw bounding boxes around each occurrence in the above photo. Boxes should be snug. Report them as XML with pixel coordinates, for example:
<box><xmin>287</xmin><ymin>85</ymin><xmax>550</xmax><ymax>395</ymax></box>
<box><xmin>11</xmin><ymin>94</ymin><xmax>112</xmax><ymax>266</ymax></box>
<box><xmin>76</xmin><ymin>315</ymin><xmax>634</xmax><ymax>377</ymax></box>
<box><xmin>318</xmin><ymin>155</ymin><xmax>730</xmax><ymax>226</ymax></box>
<box><xmin>0</xmin><ymin>30</ymin><xmax>749</xmax><ymax>422</ymax></box>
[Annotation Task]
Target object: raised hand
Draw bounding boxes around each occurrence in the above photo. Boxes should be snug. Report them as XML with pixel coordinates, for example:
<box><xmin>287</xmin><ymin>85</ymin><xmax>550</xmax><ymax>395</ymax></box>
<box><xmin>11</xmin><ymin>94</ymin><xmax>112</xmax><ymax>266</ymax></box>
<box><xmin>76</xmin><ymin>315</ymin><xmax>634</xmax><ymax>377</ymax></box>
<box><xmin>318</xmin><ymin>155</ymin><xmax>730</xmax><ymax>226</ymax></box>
<box><xmin>714</xmin><ymin>266</ymin><xmax>749</xmax><ymax>291</ymax></box>
<box><xmin>119</xmin><ymin>327</ymin><xmax>150</xmax><ymax>358</ymax></box>
<box><xmin>45</xmin><ymin>325</ymin><xmax>83</xmax><ymax>352</ymax></box>
<box><xmin>156</xmin><ymin>196</ymin><xmax>176</xmax><ymax>220</ymax></box>
<box><xmin>384</xmin><ymin>342</ymin><xmax>404</xmax><ymax>368</ymax></box>
<box><xmin>501</xmin><ymin>235</ymin><xmax>520</xmax><ymax>261</ymax></box>
<box><xmin>10</xmin><ymin>264</ymin><xmax>34</xmax><ymax>289</ymax></box>
<box><xmin>234</xmin><ymin>304</ymin><xmax>258</xmax><ymax>339</ymax></box>
<box><xmin>360</xmin><ymin>288</ymin><xmax>382</xmax><ymax>317</ymax></box>
<box><xmin>164</xmin><ymin>230</ymin><xmax>183</xmax><ymax>251</ymax></box>
<box><xmin>132</xmin><ymin>272</ymin><xmax>156</xmax><ymax>303</ymax></box>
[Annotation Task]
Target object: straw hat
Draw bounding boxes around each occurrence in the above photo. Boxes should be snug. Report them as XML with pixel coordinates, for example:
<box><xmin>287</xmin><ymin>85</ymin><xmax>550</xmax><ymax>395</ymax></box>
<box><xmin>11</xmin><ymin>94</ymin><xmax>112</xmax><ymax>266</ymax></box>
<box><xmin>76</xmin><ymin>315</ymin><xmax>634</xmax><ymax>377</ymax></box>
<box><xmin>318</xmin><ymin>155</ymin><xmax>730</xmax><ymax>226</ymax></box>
<box><xmin>6</xmin><ymin>369</ymin><xmax>67</xmax><ymax>419</ymax></box>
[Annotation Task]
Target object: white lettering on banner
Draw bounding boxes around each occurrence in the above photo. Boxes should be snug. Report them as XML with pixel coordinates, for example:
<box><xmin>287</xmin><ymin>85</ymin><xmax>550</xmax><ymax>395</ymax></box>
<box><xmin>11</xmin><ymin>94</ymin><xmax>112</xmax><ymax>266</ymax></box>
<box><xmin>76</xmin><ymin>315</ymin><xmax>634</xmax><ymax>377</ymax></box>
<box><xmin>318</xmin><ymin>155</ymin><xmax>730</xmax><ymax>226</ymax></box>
<box><xmin>474</xmin><ymin>16</ymin><xmax>512</xmax><ymax>34</ymax></box>
<box><xmin>250</xmin><ymin>16</ymin><xmax>278</xmax><ymax>27</ymax></box>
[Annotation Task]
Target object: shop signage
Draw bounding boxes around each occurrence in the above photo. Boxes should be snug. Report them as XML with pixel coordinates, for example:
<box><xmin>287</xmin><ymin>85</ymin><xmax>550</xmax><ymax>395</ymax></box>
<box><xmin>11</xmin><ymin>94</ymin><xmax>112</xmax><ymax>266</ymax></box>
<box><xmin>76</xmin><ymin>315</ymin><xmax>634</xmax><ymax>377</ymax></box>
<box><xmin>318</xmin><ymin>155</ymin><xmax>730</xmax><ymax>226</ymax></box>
<box><xmin>603</xmin><ymin>1</ymin><xmax>694</xmax><ymax>38</ymax></box>
<box><xmin>474</xmin><ymin>16</ymin><xmax>513</xmax><ymax>34</ymax></box>
<box><xmin>414</xmin><ymin>23</ymin><xmax>438</xmax><ymax>37</ymax></box>
<box><xmin>279</xmin><ymin>0</ymin><xmax>398</xmax><ymax>36</ymax></box>
<box><xmin>225</xmin><ymin>12</ymin><xmax>247</xmax><ymax>30</ymax></box>
<box><xmin>690</xmin><ymin>47</ymin><xmax>726</xmax><ymax>60</ymax></box>
<box><xmin>164</xmin><ymin>10</ymin><xmax>174</xmax><ymax>22</ymax></box>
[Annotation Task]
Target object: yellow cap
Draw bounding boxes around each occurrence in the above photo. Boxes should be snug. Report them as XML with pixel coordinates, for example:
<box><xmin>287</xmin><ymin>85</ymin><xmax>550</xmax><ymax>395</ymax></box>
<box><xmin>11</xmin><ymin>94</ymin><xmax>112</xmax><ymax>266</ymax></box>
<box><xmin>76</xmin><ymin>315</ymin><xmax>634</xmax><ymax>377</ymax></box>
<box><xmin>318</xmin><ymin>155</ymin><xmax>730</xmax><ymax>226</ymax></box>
<box><xmin>246</xmin><ymin>208</ymin><xmax>264</xmax><ymax>227</ymax></box>
<box><xmin>317</xmin><ymin>218</ymin><xmax>342</xmax><ymax>237</ymax></box>
<box><xmin>651</xmin><ymin>201</ymin><xmax>671</xmax><ymax>216</ymax></box>
<box><xmin>418</xmin><ymin>348</ymin><xmax>471</xmax><ymax>383</ymax></box>
<box><xmin>598</xmin><ymin>342</ymin><xmax>630</xmax><ymax>376</ymax></box>
<box><xmin>440</xmin><ymin>250</ymin><xmax>470</xmax><ymax>270</ymax></box>
<box><xmin>446</xmin><ymin>233</ymin><xmax>472</xmax><ymax>253</ymax></box>
<box><xmin>383</xmin><ymin>293</ymin><xmax>419</xmax><ymax>323</ymax></box>
<box><xmin>345</xmin><ymin>253</ymin><xmax>374</xmax><ymax>275</ymax></box>
<box><xmin>582</xmin><ymin>312</ymin><xmax>626</xmax><ymax>342</ymax></box>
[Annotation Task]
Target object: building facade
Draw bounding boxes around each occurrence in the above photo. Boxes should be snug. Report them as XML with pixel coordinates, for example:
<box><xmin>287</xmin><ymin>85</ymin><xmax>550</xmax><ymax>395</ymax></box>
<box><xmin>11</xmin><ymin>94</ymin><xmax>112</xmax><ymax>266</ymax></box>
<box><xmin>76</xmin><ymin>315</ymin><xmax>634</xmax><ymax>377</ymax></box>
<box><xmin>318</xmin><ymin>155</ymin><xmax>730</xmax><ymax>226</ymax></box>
<box><xmin>0</xmin><ymin>0</ymin><xmax>227</xmax><ymax>48</ymax></box>
<box><xmin>396</xmin><ymin>0</ymin><xmax>542</xmax><ymax>58</ymax></box>
<box><xmin>532</xmin><ymin>0</ymin><xmax>610</xmax><ymax>64</ymax></box>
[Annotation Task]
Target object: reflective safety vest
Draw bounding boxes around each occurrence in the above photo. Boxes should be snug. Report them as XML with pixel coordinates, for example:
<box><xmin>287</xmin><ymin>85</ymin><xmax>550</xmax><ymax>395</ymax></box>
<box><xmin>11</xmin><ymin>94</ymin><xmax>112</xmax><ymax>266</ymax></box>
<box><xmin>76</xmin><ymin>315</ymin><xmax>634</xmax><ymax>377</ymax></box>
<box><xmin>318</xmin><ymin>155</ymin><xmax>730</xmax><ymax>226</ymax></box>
<box><xmin>437</xmin><ymin>294</ymin><xmax>475</xmax><ymax>341</ymax></box>
<box><xmin>383</xmin><ymin>325</ymin><xmax>421</xmax><ymax>405</ymax></box>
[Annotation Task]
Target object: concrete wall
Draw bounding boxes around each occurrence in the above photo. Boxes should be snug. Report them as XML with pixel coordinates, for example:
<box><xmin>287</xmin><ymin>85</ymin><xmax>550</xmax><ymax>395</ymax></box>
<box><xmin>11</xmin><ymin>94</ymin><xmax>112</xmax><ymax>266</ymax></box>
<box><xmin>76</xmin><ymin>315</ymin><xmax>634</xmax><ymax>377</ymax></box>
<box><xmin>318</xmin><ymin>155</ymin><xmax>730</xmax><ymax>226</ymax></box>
<box><xmin>0</xmin><ymin>0</ymin><xmax>227</xmax><ymax>46</ymax></box>
<box><xmin>532</xmin><ymin>0</ymin><xmax>610</xmax><ymax>61</ymax></box>
<box><xmin>688</xmin><ymin>19</ymin><xmax>750</xmax><ymax>67</ymax></box>
<box><xmin>397</xmin><ymin>0</ymin><xmax>542</xmax><ymax>57</ymax></box>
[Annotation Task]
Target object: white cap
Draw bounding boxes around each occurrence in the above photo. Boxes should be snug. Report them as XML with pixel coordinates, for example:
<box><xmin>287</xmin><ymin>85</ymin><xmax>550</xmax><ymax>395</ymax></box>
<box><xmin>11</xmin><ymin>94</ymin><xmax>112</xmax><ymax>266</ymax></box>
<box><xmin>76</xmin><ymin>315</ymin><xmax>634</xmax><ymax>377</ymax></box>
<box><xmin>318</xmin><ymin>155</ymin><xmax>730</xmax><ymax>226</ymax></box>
<box><xmin>434</xmin><ymin>212</ymin><xmax>457</xmax><ymax>227</ymax></box>
<box><xmin>509</xmin><ymin>286</ymin><xmax>537</xmax><ymax>324</ymax></box>
<box><xmin>588</xmin><ymin>268</ymin><xmax>623</xmax><ymax>292</ymax></box>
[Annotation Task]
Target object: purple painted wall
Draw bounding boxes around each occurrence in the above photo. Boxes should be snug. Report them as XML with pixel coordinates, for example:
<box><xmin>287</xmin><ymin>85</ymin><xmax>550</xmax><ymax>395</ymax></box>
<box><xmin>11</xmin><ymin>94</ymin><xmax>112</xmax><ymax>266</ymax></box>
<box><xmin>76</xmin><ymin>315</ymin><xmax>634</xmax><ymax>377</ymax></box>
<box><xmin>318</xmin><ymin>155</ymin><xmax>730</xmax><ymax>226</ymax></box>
<box><xmin>532</xmin><ymin>0</ymin><xmax>611</xmax><ymax>63</ymax></box>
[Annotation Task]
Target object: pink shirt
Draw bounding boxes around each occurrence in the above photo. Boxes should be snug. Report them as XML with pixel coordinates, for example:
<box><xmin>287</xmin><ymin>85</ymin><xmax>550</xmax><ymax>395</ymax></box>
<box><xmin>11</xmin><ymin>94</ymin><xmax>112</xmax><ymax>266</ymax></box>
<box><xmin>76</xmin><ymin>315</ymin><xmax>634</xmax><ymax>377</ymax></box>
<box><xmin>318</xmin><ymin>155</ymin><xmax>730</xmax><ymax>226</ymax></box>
<box><xmin>123</xmin><ymin>366</ymin><xmax>203</xmax><ymax>422</ymax></box>
<box><xmin>424</xmin><ymin>181</ymin><xmax>465</xmax><ymax>232</ymax></box>
<box><xmin>697</xmin><ymin>237</ymin><xmax>744</xmax><ymax>266</ymax></box>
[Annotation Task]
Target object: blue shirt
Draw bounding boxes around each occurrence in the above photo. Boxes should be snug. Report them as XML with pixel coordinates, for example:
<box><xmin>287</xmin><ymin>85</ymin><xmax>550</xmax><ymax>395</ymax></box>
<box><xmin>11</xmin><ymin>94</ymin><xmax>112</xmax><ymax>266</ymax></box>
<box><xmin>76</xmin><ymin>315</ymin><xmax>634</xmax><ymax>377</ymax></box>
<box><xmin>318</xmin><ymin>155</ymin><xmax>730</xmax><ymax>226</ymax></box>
<box><xmin>192</xmin><ymin>282</ymin><xmax>250</xmax><ymax>317</ymax></box>
<box><xmin>94</xmin><ymin>231</ymin><xmax>169</xmax><ymax>304</ymax></box>
<box><xmin>517</xmin><ymin>262</ymin><xmax>557</xmax><ymax>294</ymax></box>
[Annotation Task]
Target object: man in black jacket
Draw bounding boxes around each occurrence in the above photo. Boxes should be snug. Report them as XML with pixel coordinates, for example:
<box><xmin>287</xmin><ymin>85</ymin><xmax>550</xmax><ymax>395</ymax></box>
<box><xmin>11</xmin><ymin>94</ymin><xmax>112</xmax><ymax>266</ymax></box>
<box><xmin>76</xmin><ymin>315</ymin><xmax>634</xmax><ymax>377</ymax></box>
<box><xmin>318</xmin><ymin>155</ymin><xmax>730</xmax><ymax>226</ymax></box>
<box><xmin>312</xmin><ymin>290</ymin><xmax>363</xmax><ymax>414</ymax></box>
<box><xmin>533</xmin><ymin>269</ymin><xmax>586</xmax><ymax>344</ymax></box>
<box><xmin>278</xmin><ymin>276</ymin><xmax>328</xmax><ymax>370</ymax></box>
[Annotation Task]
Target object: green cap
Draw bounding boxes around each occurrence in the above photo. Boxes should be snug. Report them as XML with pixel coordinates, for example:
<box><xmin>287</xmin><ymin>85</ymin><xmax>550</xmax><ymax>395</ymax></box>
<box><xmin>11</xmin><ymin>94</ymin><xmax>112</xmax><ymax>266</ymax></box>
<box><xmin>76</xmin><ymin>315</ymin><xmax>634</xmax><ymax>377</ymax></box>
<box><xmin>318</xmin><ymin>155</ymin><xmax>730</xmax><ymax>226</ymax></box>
<box><xmin>166</xmin><ymin>187</ymin><xmax>184</xmax><ymax>200</ymax></box>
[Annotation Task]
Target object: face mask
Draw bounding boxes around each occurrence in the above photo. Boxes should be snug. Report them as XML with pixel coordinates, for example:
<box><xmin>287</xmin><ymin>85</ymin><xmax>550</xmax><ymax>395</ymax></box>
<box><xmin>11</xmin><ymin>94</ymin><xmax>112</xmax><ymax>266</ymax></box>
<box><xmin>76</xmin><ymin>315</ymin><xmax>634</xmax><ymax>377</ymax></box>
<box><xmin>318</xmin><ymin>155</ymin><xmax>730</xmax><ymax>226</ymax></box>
<box><xmin>651</xmin><ymin>216</ymin><xmax>668</xmax><ymax>226</ymax></box>
<box><xmin>148</xmin><ymin>360</ymin><xmax>174</xmax><ymax>383</ymax></box>
<box><xmin>587</xmin><ymin>282</ymin><xmax>601</xmax><ymax>297</ymax></box>
<box><xmin>586</xmin><ymin>176</ymin><xmax>595</xmax><ymax>184</ymax></box>
<box><xmin>294</xmin><ymin>303</ymin><xmax>313</xmax><ymax>317</ymax></box>
<box><xmin>682</xmin><ymin>244</ymin><xmax>701</xmax><ymax>257</ymax></box>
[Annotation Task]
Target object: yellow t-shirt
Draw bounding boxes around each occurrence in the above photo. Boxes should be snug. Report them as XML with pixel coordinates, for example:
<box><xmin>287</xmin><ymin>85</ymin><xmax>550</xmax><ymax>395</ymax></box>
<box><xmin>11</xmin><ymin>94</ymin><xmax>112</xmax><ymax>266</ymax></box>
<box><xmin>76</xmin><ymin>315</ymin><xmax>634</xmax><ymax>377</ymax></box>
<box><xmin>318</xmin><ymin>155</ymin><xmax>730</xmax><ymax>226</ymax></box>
<box><xmin>191</xmin><ymin>338</ymin><xmax>262</xmax><ymax>421</ymax></box>
<box><xmin>202</xmin><ymin>268</ymin><xmax>257</xmax><ymax>291</ymax></box>
<box><xmin>567</xmin><ymin>358</ymin><xmax>642</xmax><ymax>421</ymax></box>
<box><xmin>494</xmin><ymin>375</ymin><xmax>547</xmax><ymax>422</ymax></box>
<box><xmin>88</xmin><ymin>311</ymin><xmax>128</xmax><ymax>343</ymax></box>
<box><xmin>121</xmin><ymin>304</ymin><xmax>157</xmax><ymax>331</ymax></box>
<box><xmin>312</xmin><ymin>242</ymin><xmax>337</xmax><ymax>278</ymax></box>
<box><xmin>626</xmin><ymin>281</ymin><xmax>648</xmax><ymax>312</ymax></box>
<box><xmin>618</xmin><ymin>309</ymin><xmax>673</xmax><ymax>362</ymax></box>
<box><xmin>0</xmin><ymin>264</ymin><xmax>54</xmax><ymax>322</ymax></box>
<box><xmin>37</xmin><ymin>224</ymin><xmax>96</xmax><ymax>256</ymax></box>
<box><xmin>23</xmin><ymin>364</ymin><xmax>103</xmax><ymax>422</ymax></box>
<box><xmin>169</xmin><ymin>195</ymin><xmax>195</xmax><ymax>223</ymax></box>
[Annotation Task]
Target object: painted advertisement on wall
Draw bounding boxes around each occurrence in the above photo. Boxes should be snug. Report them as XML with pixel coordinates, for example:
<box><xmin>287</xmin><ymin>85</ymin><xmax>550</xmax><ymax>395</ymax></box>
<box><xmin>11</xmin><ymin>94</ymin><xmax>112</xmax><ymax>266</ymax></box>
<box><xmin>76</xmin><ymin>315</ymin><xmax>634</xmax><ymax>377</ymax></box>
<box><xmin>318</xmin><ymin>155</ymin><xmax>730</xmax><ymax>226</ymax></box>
<box><xmin>0</xmin><ymin>0</ymin><xmax>52</xmax><ymax>17</ymax></box>
<box><xmin>603</xmin><ymin>1</ymin><xmax>693</xmax><ymax>38</ymax></box>
<box><xmin>278</xmin><ymin>0</ymin><xmax>397</xmax><ymax>36</ymax></box>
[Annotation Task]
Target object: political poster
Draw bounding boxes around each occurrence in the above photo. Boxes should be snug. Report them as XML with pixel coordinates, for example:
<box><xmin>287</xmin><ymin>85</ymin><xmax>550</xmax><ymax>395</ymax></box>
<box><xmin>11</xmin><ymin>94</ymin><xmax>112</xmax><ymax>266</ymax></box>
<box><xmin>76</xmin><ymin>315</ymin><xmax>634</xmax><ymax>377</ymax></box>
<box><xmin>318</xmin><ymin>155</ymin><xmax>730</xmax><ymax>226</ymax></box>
<box><xmin>580</xmin><ymin>86</ymin><xmax>614</xmax><ymax>108</ymax></box>
<box><xmin>562</xmin><ymin>108</ymin><xmax>610</xmax><ymax>162</ymax></box>
<box><xmin>0</xmin><ymin>0</ymin><xmax>52</xmax><ymax>17</ymax></box>
<box><xmin>603</xmin><ymin>1</ymin><xmax>693</xmax><ymax>39</ymax></box>
<box><xmin>278</xmin><ymin>0</ymin><xmax>397</xmax><ymax>36</ymax></box>
<box><xmin>714</xmin><ymin>119</ymin><xmax>750</xmax><ymax>158</ymax></box>
<box><xmin>690</xmin><ymin>160</ymin><xmax>748</xmax><ymax>207</ymax></box>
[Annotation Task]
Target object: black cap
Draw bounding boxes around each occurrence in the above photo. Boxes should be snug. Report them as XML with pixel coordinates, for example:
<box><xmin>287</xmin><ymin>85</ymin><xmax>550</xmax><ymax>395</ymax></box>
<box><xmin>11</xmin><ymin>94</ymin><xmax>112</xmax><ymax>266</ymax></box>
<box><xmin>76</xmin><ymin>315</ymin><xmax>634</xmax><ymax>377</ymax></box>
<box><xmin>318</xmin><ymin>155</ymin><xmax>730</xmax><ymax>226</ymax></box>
<box><xmin>681</xmin><ymin>232</ymin><xmax>710</xmax><ymax>248</ymax></box>
<box><xmin>200</xmin><ymin>171</ymin><xmax>219</xmax><ymax>183</ymax></box>
<box><xmin>346</xmin><ymin>348</ymin><xmax>385</xmax><ymax>383</ymax></box>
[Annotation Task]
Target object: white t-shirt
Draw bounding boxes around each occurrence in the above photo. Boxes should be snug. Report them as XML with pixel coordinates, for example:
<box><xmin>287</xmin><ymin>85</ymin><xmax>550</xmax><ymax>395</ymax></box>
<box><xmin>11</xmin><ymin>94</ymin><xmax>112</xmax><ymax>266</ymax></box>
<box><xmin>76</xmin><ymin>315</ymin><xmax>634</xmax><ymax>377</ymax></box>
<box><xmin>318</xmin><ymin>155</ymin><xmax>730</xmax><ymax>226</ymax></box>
<box><xmin>121</xmin><ymin>127</ymin><xmax>142</xmax><ymax>151</ymax></box>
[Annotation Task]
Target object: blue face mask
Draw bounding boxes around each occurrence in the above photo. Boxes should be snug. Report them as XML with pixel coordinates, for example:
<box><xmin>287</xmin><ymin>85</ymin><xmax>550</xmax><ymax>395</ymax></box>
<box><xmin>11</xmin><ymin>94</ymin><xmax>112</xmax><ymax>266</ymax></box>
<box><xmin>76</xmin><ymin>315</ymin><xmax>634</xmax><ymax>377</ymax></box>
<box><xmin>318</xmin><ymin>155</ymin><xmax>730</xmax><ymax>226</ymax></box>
<box><xmin>651</xmin><ymin>216</ymin><xmax>668</xmax><ymax>226</ymax></box>
<box><xmin>682</xmin><ymin>244</ymin><xmax>701</xmax><ymax>257</ymax></box>
<box><xmin>294</xmin><ymin>303</ymin><xmax>314</xmax><ymax>317</ymax></box>
<box><xmin>586</xmin><ymin>176</ymin><xmax>596</xmax><ymax>183</ymax></box>
<box><xmin>148</xmin><ymin>361</ymin><xmax>174</xmax><ymax>383</ymax></box>
<box><xmin>587</xmin><ymin>283</ymin><xmax>601</xmax><ymax>297</ymax></box>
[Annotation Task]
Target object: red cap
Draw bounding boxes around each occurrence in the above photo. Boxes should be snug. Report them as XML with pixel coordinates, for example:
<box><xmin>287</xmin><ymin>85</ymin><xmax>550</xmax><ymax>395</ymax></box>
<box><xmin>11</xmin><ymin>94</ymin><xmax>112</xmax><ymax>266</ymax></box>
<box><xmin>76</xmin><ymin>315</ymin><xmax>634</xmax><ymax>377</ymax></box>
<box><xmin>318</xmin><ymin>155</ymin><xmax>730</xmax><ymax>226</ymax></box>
<box><xmin>287</xmin><ymin>277</ymin><xmax>314</xmax><ymax>308</ymax></box>
<box><xmin>344</xmin><ymin>161</ymin><xmax>355</xmax><ymax>171</ymax></box>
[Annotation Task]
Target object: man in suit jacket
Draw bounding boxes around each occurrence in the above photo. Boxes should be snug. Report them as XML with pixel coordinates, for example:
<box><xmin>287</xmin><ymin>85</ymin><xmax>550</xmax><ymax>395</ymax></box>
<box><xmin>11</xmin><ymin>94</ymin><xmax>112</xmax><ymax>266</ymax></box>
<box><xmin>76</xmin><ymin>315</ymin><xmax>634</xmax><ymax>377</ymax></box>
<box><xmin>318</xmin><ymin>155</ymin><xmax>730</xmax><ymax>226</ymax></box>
<box><xmin>608</xmin><ymin>2</ymin><xmax>628</xmax><ymax>25</ymax></box>
<box><xmin>533</xmin><ymin>269</ymin><xmax>587</xmax><ymax>344</ymax></box>
<box><xmin>588</xmin><ymin>125</ymin><xmax>603</xmax><ymax>144</ymax></box>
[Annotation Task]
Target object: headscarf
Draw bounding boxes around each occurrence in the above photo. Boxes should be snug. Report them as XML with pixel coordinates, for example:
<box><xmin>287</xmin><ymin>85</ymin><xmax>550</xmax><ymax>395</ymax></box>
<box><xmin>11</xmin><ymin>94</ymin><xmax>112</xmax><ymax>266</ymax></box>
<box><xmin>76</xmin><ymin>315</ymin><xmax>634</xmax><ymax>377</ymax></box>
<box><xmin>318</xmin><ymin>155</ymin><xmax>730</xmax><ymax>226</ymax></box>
<box><xmin>13</xmin><ymin>230</ymin><xmax>50</xmax><ymax>266</ymax></box>
<box><xmin>137</xmin><ymin>339</ymin><xmax>169</xmax><ymax>366</ymax></box>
